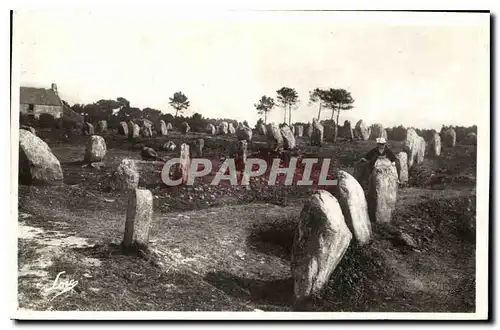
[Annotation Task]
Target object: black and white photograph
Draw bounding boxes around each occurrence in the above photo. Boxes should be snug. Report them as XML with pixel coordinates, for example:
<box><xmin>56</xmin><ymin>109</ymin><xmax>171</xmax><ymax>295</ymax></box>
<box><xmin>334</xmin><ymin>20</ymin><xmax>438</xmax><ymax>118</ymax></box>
<box><xmin>10</xmin><ymin>8</ymin><xmax>490</xmax><ymax>320</ymax></box>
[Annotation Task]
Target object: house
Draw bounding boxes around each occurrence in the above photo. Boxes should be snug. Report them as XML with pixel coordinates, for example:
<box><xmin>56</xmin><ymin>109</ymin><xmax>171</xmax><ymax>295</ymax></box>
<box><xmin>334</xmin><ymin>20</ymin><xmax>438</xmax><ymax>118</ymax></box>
<box><xmin>20</xmin><ymin>83</ymin><xmax>63</xmax><ymax>119</ymax></box>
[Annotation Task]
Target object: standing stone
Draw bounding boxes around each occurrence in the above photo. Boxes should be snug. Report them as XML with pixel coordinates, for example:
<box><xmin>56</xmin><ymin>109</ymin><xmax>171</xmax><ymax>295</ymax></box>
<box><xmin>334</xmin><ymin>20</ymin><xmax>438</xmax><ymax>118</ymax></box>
<box><xmin>368</xmin><ymin>158</ymin><xmax>398</xmax><ymax>224</ymax></box>
<box><xmin>141</xmin><ymin>147</ymin><xmax>159</xmax><ymax>161</ymax></box>
<box><xmin>206</xmin><ymin>123</ymin><xmax>216</xmax><ymax>135</ymax></box>
<box><xmin>20</xmin><ymin>125</ymin><xmax>36</xmax><ymax>135</ymax></box>
<box><xmin>118</xmin><ymin>122</ymin><xmax>128</xmax><ymax>136</ymax></box>
<box><xmin>266</xmin><ymin>123</ymin><xmax>283</xmax><ymax>150</ymax></box>
<box><xmin>369</xmin><ymin>124</ymin><xmax>387</xmax><ymax>140</ymax></box>
<box><xmin>181</xmin><ymin>122</ymin><xmax>190</xmax><ymax>134</ymax></box>
<box><xmin>166</xmin><ymin>122</ymin><xmax>173</xmax><ymax>130</ymax></box>
<box><xmin>157</xmin><ymin>120</ymin><xmax>168</xmax><ymax>136</ymax></box>
<box><xmin>280</xmin><ymin>125</ymin><xmax>296</xmax><ymax>150</ymax></box>
<box><xmin>305</xmin><ymin>123</ymin><xmax>313</xmax><ymax>138</ymax></box>
<box><xmin>236</xmin><ymin>140</ymin><xmax>248</xmax><ymax>170</ymax></box>
<box><xmin>109</xmin><ymin>158</ymin><xmax>140</xmax><ymax>191</ymax></box>
<box><xmin>290</xmin><ymin>125</ymin><xmax>295</xmax><ymax>135</ymax></box>
<box><xmin>295</xmin><ymin>125</ymin><xmax>304</xmax><ymax>137</ymax></box>
<box><xmin>291</xmin><ymin>190</ymin><xmax>352</xmax><ymax>308</ymax></box>
<box><xmin>323</xmin><ymin>124</ymin><xmax>336</xmax><ymax>142</ymax></box>
<box><xmin>237</xmin><ymin>126</ymin><xmax>253</xmax><ymax>141</ymax></box>
<box><xmin>342</xmin><ymin>120</ymin><xmax>354</xmax><ymax>140</ymax></box>
<box><xmin>218</xmin><ymin>122</ymin><xmax>229</xmax><ymax>135</ymax></box>
<box><xmin>83</xmin><ymin>122</ymin><xmax>94</xmax><ymax>136</ymax></box>
<box><xmin>96</xmin><ymin>120</ymin><xmax>107</xmax><ymax>133</ymax></box>
<box><xmin>127</xmin><ymin>121</ymin><xmax>139</xmax><ymax>140</ymax></box>
<box><xmin>442</xmin><ymin>128</ymin><xmax>456</xmax><ymax>147</ymax></box>
<box><xmin>228</xmin><ymin>123</ymin><xmax>236</xmax><ymax>135</ymax></box>
<box><xmin>429</xmin><ymin>132</ymin><xmax>441</xmax><ymax>156</ymax></box>
<box><xmin>174</xmin><ymin>143</ymin><xmax>190</xmax><ymax>184</ymax></box>
<box><xmin>404</xmin><ymin>128</ymin><xmax>426</xmax><ymax>169</ymax></box>
<box><xmin>19</xmin><ymin>129</ymin><xmax>63</xmax><ymax>185</ymax></box>
<box><xmin>465</xmin><ymin>132</ymin><xmax>477</xmax><ymax>145</ymax></box>
<box><xmin>397</xmin><ymin>152</ymin><xmax>409</xmax><ymax>184</ymax></box>
<box><xmin>354</xmin><ymin>120</ymin><xmax>370</xmax><ymax>141</ymax></box>
<box><xmin>162</xmin><ymin>141</ymin><xmax>176</xmax><ymax>151</ymax></box>
<box><xmin>140</xmin><ymin>122</ymin><xmax>153</xmax><ymax>137</ymax></box>
<box><xmin>192</xmin><ymin>139</ymin><xmax>205</xmax><ymax>158</ymax></box>
<box><xmin>123</xmin><ymin>189</ymin><xmax>153</xmax><ymax>248</ymax></box>
<box><xmin>334</xmin><ymin>170</ymin><xmax>372</xmax><ymax>246</ymax></box>
<box><xmin>84</xmin><ymin>135</ymin><xmax>107</xmax><ymax>163</ymax></box>
<box><xmin>310</xmin><ymin>119</ymin><xmax>324</xmax><ymax>146</ymax></box>
<box><xmin>258</xmin><ymin>123</ymin><xmax>267</xmax><ymax>136</ymax></box>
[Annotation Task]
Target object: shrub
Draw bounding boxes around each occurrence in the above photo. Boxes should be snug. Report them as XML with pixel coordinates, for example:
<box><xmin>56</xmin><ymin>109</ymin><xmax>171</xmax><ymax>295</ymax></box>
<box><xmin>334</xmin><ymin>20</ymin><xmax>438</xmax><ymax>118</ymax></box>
<box><xmin>38</xmin><ymin>113</ymin><xmax>60</xmax><ymax>129</ymax></box>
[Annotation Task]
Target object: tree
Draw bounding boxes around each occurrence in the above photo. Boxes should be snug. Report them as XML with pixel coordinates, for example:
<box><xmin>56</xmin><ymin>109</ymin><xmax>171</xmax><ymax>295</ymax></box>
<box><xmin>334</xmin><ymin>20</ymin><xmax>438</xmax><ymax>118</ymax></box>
<box><xmin>117</xmin><ymin>97</ymin><xmax>130</xmax><ymax>109</ymax></box>
<box><xmin>254</xmin><ymin>95</ymin><xmax>275</xmax><ymax>124</ymax></box>
<box><xmin>318</xmin><ymin>88</ymin><xmax>355</xmax><ymax>142</ymax></box>
<box><xmin>309</xmin><ymin>88</ymin><xmax>327</xmax><ymax>121</ymax></box>
<box><xmin>142</xmin><ymin>107</ymin><xmax>162</xmax><ymax>122</ymax></box>
<box><xmin>169</xmin><ymin>92</ymin><xmax>190</xmax><ymax>117</ymax></box>
<box><xmin>276</xmin><ymin>87</ymin><xmax>299</xmax><ymax>126</ymax></box>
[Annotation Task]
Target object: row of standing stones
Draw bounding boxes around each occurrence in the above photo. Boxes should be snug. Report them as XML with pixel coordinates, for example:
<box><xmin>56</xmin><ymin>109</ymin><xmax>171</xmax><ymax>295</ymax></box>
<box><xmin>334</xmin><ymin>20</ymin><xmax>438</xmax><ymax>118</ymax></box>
<box><xmin>18</xmin><ymin>120</ymin><xmax>475</xmax><ymax>310</ymax></box>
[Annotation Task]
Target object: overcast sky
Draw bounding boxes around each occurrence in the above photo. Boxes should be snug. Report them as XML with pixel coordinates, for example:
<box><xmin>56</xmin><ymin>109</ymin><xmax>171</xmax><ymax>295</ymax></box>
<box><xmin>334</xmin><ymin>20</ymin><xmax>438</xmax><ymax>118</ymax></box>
<box><xmin>14</xmin><ymin>10</ymin><xmax>489</xmax><ymax>130</ymax></box>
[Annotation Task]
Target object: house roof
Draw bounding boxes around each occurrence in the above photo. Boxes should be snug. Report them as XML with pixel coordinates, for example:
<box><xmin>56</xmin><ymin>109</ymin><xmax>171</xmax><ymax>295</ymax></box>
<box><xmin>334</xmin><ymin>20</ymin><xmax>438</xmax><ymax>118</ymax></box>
<box><xmin>20</xmin><ymin>87</ymin><xmax>62</xmax><ymax>106</ymax></box>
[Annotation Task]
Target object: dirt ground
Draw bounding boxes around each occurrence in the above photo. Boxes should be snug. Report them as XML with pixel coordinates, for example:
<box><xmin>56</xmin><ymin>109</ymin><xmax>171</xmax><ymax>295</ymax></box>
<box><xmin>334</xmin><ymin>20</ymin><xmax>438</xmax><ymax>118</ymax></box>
<box><xmin>17</xmin><ymin>128</ymin><xmax>477</xmax><ymax>312</ymax></box>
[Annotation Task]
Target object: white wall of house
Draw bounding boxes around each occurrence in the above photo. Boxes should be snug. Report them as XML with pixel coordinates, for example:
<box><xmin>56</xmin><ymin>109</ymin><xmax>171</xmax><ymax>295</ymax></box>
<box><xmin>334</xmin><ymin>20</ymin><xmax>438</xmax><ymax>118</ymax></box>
<box><xmin>20</xmin><ymin>103</ymin><xmax>63</xmax><ymax>119</ymax></box>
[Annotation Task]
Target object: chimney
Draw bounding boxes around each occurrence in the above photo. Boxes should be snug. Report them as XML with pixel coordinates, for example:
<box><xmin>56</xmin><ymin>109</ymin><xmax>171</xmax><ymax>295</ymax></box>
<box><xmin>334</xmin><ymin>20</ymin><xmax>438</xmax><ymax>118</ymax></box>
<box><xmin>51</xmin><ymin>83</ymin><xmax>58</xmax><ymax>94</ymax></box>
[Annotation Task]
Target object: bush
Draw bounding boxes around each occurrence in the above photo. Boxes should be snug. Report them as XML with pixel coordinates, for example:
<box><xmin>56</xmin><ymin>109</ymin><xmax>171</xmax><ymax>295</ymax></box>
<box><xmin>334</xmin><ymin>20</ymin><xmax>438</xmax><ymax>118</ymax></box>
<box><xmin>19</xmin><ymin>113</ymin><xmax>36</xmax><ymax>127</ymax></box>
<box><xmin>38</xmin><ymin>113</ymin><xmax>60</xmax><ymax>129</ymax></box>
<box><xmin>61</xmin><ymin>106</ymin><xmax>84</xmax><ymax>129</ymax></box>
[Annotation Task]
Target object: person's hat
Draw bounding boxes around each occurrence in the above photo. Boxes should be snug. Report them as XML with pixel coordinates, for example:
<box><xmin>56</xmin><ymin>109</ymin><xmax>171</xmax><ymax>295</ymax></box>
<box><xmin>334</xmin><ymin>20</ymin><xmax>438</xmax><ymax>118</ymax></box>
<box><xmin>376</xmin><ymin>137</ymin><xmax>387</xmax><ymax>144</ymax></box>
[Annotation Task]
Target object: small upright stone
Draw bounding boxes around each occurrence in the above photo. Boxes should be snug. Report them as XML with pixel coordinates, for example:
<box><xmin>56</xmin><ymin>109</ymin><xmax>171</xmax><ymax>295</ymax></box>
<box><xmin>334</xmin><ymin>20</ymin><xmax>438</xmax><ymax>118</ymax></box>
<box><xmin>206</xmin><ymin>123</ymin><xmax>216</xmax><ymax>135</ymax></box>
<box><xmin>294</xmin><ymin>125</ymin><xmax>304</xmax><ymax>137</ymax></box>
<box><xmin>162</xmin><ymin>141</ymin><xmax>176</xmax><ymax>151</ymax></box>
<box><xmin>305</xmin><ymin>123</ymin><xmax>313</xmax><ymax>138</ymax></box>
<box><xmin>465</xmin><ymin>132</ymin><xmax>477</xmax><ymax>145</ymax></box>
<box><xmin>83</xmin><ymin>122</ymin><xmax>94</xmax><ymax>136</ymax></box>
<box><xmin>84</xmin><ymin>135</ymin><xmax>107</xmax><ymax>163</ymax></box>
<box><xmin>192</xmin><ymin>139</ymin><xmax>205</xmax><ymax>158</ymax></box>
<box><xmin>310</xmin><ymin>118</ymin><xmax>324</xmax><ymax>146</ymax></box>
<box><xmin>228</xmin><ymin>123</ymin><xmax>236</xmax><ymax>135</ymax></box>
<box><xmin>369</xmin><ymin>123</ymin><xmax>387</xmax><ymax>140</ymax></box>
<box><xmin>397</xmin><ymin>152</ymin><xmax>408</xmax><ymax>184</ymax></box>
<box><xmin>323</xmin><ymin>124</ymin><xmax>336</xmax><ymax>142</ymax></box>
<box><xmin>141</xmin><ymin>147</ymin><xmax>159</xmax><ymax>161</ymax></box>
<box><xmin>109</xmin><ymin>158</ymin><xmax>139</xmax><ymax>191</ymax></box>
<box><xmin>157</xmin><ymin>120</ymin><xmax>168</xmax><ymax>136</ymax></box>
<box><xmin>127</xmin><ymin>121</ymin><xmax>139</xmax><ymax>140</ymax></box>
<box><xmin>174</xmin><ymin>143</ymin><xmax>191</xmax><ymax>184</ymax></box>
<box><xmin>291</xmin><ymin>190</ymin><xmax>352</xmax><ymax>309</ymax></box>
<box><xmin>354</xmin><ymin>120</ymin><xmax>370</xmax><ymax>141</ymax></box>
<box><xmin>266</xmin><ymin>123</ymin><xmax>283</xmax><ymax>151</ymax></box>
<box><xmin>368</xmin><ymin>158</ymin><xmax>398</xmax><ymax>223</ymax></box>
<box><xmin>140</xmin><ymin>122</ymin><xmax>153</xmax><ymax>137</ymax></box>
<box><xmin>96</xmin><ymin>120</ymin><xmax>107</xmax><ymax>133</ymax></box>
<box><xmin>442</xmin><ymin>128</ymin><xmax>456</xmax><ymax>147</ymax></box>
<box><xmin>404</xmin><ymin>128</ymin><xmax>426</xmax><ymax>169</ymax></box>
<box><xmin>237</xmin><ymin>126</ymin><xmax>253</xmax><ymax>141</ymax></box>
<box><xmin>166</xmin><ymin>122</ymin><xmax>173</xmax><ymax>130</ymax></box>
<box><xmin>429</xmin><ymin>131</ymin><xmax>441</xmax><ymax>156</ymax></box>
<box><xmin>258</xmin><ymin>123</ymin><xmax>267</xmax><ymax>136</ymax></box>
<box><xmin>123</xmin><ymin>189</ymin><xmax>153</xmax><ymax>248</ymax></box>
<box><xmin>280</xmin><ymin>125</ymin><xmax>296</xmax><ymax>150</ymax></box>
<box><xmin>118</xmin><ymin>122</ymin><xmax>128</xmax><ymax>136</ymax></box>
<box><xmin>181</xmin><ymin>122</ymin><xmax>190</xmax><ymax>134</ymax></box>
<box><xmin>218</xmin><ymin>121</ymin><xmax>229</xmax><ymax>135</ymax></box>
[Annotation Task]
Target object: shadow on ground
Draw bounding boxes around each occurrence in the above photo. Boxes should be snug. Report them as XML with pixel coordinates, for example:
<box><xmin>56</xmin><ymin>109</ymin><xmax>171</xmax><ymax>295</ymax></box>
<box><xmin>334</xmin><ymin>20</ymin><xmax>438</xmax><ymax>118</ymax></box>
<box><xmin>204</xmin><ymin>271</ymin><xmax>294</xmax><ymax>309</ymax></box>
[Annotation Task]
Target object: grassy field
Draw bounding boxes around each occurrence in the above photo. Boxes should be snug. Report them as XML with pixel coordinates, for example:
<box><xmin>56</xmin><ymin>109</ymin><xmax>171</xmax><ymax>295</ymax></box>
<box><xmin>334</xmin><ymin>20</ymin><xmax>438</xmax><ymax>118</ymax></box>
<box><xmin>17</xmin><ymin>128</ymin><xmax>476</xmax><ymax>312</ymax></box>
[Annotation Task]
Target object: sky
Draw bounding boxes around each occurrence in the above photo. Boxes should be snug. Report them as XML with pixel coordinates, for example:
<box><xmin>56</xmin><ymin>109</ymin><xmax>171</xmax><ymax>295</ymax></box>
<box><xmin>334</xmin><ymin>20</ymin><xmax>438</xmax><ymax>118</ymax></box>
<box><xmin>14</xmin><ymin>10</ymin><xmax>490</xmax><ymax>130</ymax></box>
